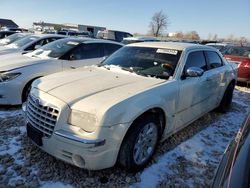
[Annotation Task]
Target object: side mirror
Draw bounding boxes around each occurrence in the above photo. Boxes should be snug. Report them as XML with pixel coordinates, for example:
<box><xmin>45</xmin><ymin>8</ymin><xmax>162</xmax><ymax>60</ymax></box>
<box><xmin>185</xmin><ymin>67</ymin><xmax>204</xmax><ymax>77</ymax></box>
<box><xmin>34</xmin><ymin>44</ymin><xmax>42</xmax><ymax>50</ymax></box>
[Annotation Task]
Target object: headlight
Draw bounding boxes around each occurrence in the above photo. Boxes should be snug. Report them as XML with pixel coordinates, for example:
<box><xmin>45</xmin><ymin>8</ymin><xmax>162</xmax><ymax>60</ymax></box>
<box><xmin>68</xmin><ymin>110</ymin><xmax>98</xmax><ymax>132</ymax></box>
<box><xmin>0</xmin><ymin>72</ymin><xmax>21</xmax><ymax>82</ymax></box>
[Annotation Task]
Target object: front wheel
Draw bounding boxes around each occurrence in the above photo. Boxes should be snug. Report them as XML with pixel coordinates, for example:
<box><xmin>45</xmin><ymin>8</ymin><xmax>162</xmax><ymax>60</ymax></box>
<box><xmin>217</xmin><ymin>83</ymin><xmax>235</xmax><ymax>112</ymax></box>
<box><xmin>118</xmin><ymin>114</ymin><xmax>160</xmax><ymax>172</ymax></box>
<box><xmin>22</xmin><ymin>84</ymin><xmax>32</xmax><ymax>103</ymax></box>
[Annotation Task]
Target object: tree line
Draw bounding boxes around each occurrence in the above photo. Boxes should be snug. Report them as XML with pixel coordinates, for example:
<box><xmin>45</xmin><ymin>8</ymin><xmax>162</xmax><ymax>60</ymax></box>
<box><xmin>148</xmin><ymin>10</ymin><xmax>248</xmax><ymax>43</ymax></box>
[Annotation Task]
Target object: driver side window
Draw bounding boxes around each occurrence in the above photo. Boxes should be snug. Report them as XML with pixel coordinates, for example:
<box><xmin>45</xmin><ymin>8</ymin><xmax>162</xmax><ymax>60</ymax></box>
<box><xmin>185</xmin><ymin>51</ymin><xmax>207</xmax><ymax>72</ymax></box>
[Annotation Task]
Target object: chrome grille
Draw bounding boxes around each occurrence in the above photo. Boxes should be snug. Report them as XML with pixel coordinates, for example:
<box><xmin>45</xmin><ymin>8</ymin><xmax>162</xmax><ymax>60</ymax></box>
<box><xmin>26</xmin><ymin>95</ymin><xmax>59</xmax><ymax>137</ymax></box>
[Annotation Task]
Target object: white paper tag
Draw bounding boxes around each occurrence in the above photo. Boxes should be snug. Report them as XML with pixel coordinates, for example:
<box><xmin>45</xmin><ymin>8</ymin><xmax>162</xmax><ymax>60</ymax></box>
<box><xmin>156</xmin><ymin>49</ymin><xmax>178</xmax><ymax>55</ymax></box>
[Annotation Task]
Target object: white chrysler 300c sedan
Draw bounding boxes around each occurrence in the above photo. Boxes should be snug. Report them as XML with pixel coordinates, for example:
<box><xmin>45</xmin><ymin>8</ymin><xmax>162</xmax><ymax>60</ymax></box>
<box><xmin>0</xmin><ymin>38</ymin><xmax>123</xmax><ymax>105</ymax></box>
<box><xmin>24</xmin><ymin>42</ymin><xmax>237</xmax><ymax>171</ymax></box>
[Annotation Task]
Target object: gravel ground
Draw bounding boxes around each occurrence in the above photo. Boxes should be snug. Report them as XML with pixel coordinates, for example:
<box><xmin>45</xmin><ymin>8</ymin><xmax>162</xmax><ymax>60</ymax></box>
<box><xmin>0</xmin><ymin>85</ymin><xmax>249</xmax><ymax>188</ymax></box>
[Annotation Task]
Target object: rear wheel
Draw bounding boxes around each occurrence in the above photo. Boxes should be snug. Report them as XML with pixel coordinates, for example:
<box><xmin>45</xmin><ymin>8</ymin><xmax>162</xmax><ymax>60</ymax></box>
<box><xmin>118</xmin><ymin>114</ymin><xmax>160</xmax><ymax>172</ymax></box>
<box><xmin>217</xmin><ymin>83</ymin><xmax>235</xmax><ymax>112</ymax></box>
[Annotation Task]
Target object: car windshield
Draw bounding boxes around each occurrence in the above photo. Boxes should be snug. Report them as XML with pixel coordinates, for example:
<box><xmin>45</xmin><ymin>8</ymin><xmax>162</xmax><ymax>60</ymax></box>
<box><xmin>26</xmin><ymin>39</ymin><xmax>80</xmax><ymax>59</ymax></box>
<box><xmin>102</xmin><ymin>46</ymin><xmax>182</xmax><ymax>79</ymax></box>
<box><xmin>0</xmin><ymin>33</ymin><xmax>29</xmax><ymax>45</ymax></box>
<box><xmin>8</xmin><ymin>35</ymin><xmax>39</xmax><ymax>48</ymax></box>
<box><xmin>221</xmin><ymin>46</ymin><xmax>250</xmax><ymax>58</ymax></box>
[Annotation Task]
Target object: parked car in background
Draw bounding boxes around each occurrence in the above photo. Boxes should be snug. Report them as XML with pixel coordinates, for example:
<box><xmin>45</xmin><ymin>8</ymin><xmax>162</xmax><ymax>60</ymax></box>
<box><xmin>0</xmin><ymin>33</ymin><xmax>31</xmax><ymax>45</ymax></box>
<box><xmin>57</xmin><ymin>30</ymin><xmax>93</xmax><ymax>38</ymax></box>
<box><xmin>221</xmin><ymin>45</ymin><xmax>250</xmax><ymax>84</ymax></box>
<box><xmin>212</xmin><ymin>112</ymin><xmax>250</xmax><ymax>188</ymax></box>
<box><xmin>206</xmin><ymin>43</ymin><xmax>229</xmax><ymax>51</ymax></box>
<box><xmin>24</xmin><ymin>42</ymin><xmax>236</xmax><ymax>171</ymax></box>
<box><xmin>122</xmin><ymin>36</ymin><xmax>160</xmax><ymax>44</ymax></box>
<box><xmin>1</xmin><ymin>27</ymin><xmax>29</xmax><ymax>32</ymax></box>
<box><xmin>97</xmin><ymin>30</ymin><xmax>133</xmax><ymax>42</ymax></box>
<box><xmin>0</xmin><ymin>34</ymin><xmax>65</xmax><ymax>55</ymax></box>
<box><xmin>0</xmin><ymin>38</ymin><xmax>123</xmax><ymax>105</ymax></box>
<box><xmin>0</xmin><ymin>30</ymin><xmax>17</xmax><ymax>39</ymax></box>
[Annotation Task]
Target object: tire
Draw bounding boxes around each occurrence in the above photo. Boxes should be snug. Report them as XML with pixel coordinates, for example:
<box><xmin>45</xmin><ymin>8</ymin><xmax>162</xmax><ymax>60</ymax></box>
<box><xmin>217</xmin><ymin>83</ymin><xmax>235</xmax><ymax>112</ymax></box>
<box><xmin>118</xmin><ymin>114</ymin><xmax>160</xmax><ymax>172</ymax></box>
<box><xmin>22</xmin><ymin>84</ymin><xmax>32</xmax><ymax>103</ymax></box>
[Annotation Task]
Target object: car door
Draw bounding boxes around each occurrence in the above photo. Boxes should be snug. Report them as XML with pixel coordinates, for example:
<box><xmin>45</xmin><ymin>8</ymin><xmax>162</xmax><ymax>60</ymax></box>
<box><xmin>62</xmin><ymin>42</ymin><xmax>104</xmax><ymax>70</ymax></box>
<box><xmin>174</xmin><ymin>50</ymin><xmax>217</xmax><ymax>129</ymax></box>
<box><xmin>204</xmin><ymin>50</ymin><xmax>226</xmax><ymax>106</ymax></box>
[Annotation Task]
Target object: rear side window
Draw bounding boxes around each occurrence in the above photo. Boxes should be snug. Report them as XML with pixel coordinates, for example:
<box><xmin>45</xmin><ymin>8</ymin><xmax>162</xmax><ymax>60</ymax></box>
<box><xmin>185</xmin><ymin>51</ymin><xmax>207</xmax><ymax>71</ymax></box>
<box><xmin>205</xmin><ymin>51</ymin><xmax>223</xmax><ymax>69</ymax></box>
<box><xmin>70</xmin><ymin>43</ymin><xmax>103</xmax><ymax>60</ymax></box>
<box><xmin>103</xmin><ymin>43</ymin><xmax>122</xmax><ymax>56</ymax></box>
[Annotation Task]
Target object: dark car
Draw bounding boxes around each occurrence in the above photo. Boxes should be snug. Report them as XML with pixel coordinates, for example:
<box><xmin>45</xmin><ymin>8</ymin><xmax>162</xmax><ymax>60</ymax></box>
<box><xmin>212</xmin><ymin>112</ymin><xmax>250</xmax><ymax>188</ymax></box>
<box><xmin>57</xmin><ymin>30</ymin><xmax>92</xmax><ymax>37</ymax></box>
<box><xmin>221</xmin><ymin>46</ymin><xmax>250</xmax><ymax>84</ymax></box>
<box><xmin>97</xmin><ymin>30</ymin><xmax>133</xmax><ymax>42</ymax></box>
<box><xmin>0</xmin><ymin>30</ymin><xmax>17</xmax><ymax>39</ymax></box>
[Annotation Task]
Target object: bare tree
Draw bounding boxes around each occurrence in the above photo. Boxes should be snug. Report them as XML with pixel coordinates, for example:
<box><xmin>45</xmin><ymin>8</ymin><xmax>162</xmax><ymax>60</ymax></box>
<box><xmin>184</xmin><ymin>31</ymin><xmax>200</xmax><ymax>40</ymax></box>
<box><xmin>149</xmin><ymin>11</ymin><xmax>169</xmax><ymax>37</ymax></box>
<box><xmin>175</xmin><ymin>32</ymin><xmax>184</xmax><ymax>39</ymax></box>
<box><xmin>239</xmin><ymin>36</ymin><xmax>247</xmax><ymax>46</ymax></box>
<box><xmin>212</xmin><ymin>34</ymin><xmax>218</xmax><ymax>41</ymax></box>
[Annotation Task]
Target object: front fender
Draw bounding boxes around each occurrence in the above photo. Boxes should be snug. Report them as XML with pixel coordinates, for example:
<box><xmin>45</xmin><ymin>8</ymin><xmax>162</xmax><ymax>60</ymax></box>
<box><xmin>101</xmin><ymin>83</ymin><xmax>178</xmax><ymax>136</ymax></box>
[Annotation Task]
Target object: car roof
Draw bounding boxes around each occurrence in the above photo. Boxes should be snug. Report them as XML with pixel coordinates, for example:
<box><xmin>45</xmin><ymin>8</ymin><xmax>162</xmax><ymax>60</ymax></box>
<box><xmin>206</xmin><ymin>43</ymin><xmax>228</xmax><ymax>46</ymax></box>
<box><xmin>123</xmin><ymin>36</ymin><xmax>159</xmax><ymax>41</ymax></box>
<box><xmin>55</xmin><ymin>37</ymin><xmax>124</xmax><ymax>46</ymax></box>
<box><xmin>30</xmin><ymin>33</ymin><xmax>67</xmax><ymax>38</ymax></box>
<box><xmin>127</xmin><ymin>42</ymin><xmax>209</xmax><ymax>51</ymax></box>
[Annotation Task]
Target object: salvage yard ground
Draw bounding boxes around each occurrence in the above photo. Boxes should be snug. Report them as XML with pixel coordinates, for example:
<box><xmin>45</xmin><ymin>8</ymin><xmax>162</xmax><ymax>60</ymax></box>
<box><xmin>0</xmin><ymin>86</ymin><xmax>249</xmax><ymax>188</ymax></box>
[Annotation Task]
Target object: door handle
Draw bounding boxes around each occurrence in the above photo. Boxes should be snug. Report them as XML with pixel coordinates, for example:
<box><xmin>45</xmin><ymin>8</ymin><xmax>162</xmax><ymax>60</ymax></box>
<box><xmin>70</xmin><ymin>66</ymin><xmax>76</xmax><ymax>69</ymax></box>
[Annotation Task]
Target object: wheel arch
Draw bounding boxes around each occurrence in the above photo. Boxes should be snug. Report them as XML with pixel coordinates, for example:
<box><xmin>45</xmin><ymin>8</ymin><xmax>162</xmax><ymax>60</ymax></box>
<box><xmin>116</xmin><ymin>107</ymin><xmax>166</xmax><ymax>160</ymax></box>
<box><xmin>22</xmin><ymin>76</ymin><xmax>42</xmax><ymax>102</ymax></box>
<box><xmin>116</xmin><ymin>107</ymin><xmax>167</xmax><ymax>170</ymax></box>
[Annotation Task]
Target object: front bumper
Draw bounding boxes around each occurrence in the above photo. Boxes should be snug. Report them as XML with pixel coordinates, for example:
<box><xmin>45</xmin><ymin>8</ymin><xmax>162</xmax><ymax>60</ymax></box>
<box><xmin>24</xmin><ymin>88</ymin><xmax>130</xmax><ymax>170</ymax></box>
<box><xmin>31</xmin><ymin>125</ymin><xmax>127</xmax><ymax>170</ymax></box>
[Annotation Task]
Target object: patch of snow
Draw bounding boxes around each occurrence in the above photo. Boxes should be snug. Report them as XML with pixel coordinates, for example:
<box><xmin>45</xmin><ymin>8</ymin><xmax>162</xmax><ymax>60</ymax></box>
<box><xmin>40</xmin><ymin>182</ymin><xmax>73</xmax><ymax>188</ymax></box>
<box><xmin>134</xmin><ymin>90</ymin><xmax>249</xmax><ymax>187</ymax></box>
<box><xmin>0</xmin><ymin>109</ymin><xmax>22</xmax><ymax>118</ymax></box>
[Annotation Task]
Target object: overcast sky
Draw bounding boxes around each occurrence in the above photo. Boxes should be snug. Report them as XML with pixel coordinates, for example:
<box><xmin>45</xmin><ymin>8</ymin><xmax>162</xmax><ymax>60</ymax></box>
<box><xmin>1</xmin><ymin>0</ymin><xmax>250</xmax><ymax>39</ymax></box>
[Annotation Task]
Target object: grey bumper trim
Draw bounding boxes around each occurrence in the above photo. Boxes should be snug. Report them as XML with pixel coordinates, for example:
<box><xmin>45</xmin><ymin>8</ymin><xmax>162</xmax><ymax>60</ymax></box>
<box><xmin>54</xmin><ymin>130</ymin><xmax>105</xmax><ymax>148</ymax></box>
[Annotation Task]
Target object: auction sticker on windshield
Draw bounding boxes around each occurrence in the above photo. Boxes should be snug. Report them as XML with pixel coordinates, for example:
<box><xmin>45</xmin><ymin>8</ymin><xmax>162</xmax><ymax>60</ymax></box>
<box><xmin>156</xmin><ymin>49</ymin><xmax>178</xmax><ymax>55</ymax></box>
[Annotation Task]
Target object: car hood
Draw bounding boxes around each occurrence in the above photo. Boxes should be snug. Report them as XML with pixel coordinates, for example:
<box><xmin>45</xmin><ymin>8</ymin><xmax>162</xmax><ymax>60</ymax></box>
<box><xmin>0</xmin><ymin>47</ymin><xmax>19</xmax><ymax>56</ymax></box>
<box><xmin>0</xmin><ymin>53</ymin><xmax>45</xmax><ymax>71</ymax></box>
<box><xmin>35</xmin><ymin>66</ymin><xmax>165</xmax><ymax>106</ymax></box>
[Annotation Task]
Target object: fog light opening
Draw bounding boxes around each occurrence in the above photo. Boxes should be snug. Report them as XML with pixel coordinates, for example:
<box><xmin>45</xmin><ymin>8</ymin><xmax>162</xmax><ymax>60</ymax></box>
<box><xmin>72</xmin><ymin>154</ymin><xmax>85</xmax><ymax>168</ymax></box>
